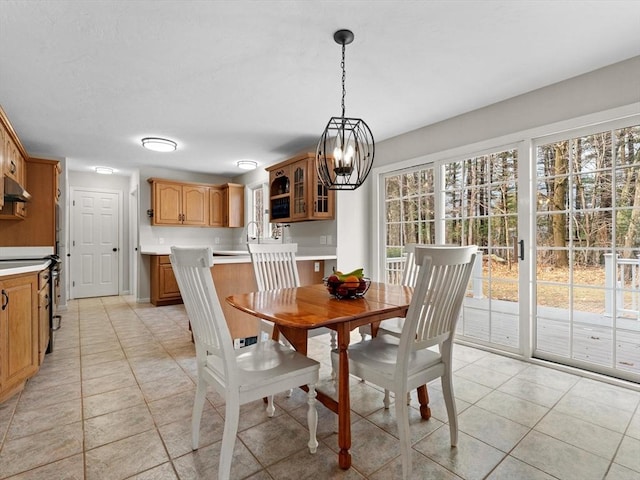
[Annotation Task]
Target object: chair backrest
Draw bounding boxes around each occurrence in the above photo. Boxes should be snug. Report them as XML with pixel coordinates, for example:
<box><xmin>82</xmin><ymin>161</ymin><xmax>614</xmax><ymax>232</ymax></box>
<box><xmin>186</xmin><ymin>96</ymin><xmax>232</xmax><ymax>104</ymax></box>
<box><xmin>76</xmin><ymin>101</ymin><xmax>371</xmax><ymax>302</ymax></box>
<box><xmin>399</xmin><ymin>245</ymin><xmax>477</xmax><ymax>355</ymax></box>
<box><xmin>247</xmin><ymin>243</ymin><xmax>301</xmax><ymax>291</ymax></box>
<box><xmin>401</xmin><ymin>243</ymin><xmax>419</xmax><ymax>287</ymax></box>
<box><xmin>169</xmin><ymin>247</ymin><xmax>237</xmax><ymax>383</ymax></box>
<box><xmin>401</xmin><ymin>243</ymin><xmax>459</xmax><ymax>287</ymax></box>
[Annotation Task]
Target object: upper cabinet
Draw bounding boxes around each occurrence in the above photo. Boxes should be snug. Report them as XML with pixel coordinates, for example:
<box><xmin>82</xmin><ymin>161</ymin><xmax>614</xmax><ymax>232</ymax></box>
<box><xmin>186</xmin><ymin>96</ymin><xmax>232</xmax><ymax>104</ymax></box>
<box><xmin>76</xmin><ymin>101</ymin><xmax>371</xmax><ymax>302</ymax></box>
<box><xmin>0</xmin><ymin>106</ymin><xmax>30</xmax><ymax>219</ymax></box>
<box><xmin>148</xmin><ymin>178</ymin><xmax>210</xmax><ymax>226</ymax></box>
<box><xmin>148</xmin><ymin>178</ymin><xmax>244</xmax><ymax>228</ymax></box>
<box><xmin>0</xmin><ymin>158</ymin><xmax>61</xmax><ymax>246</ymax></box>
<box><xmin>266</xmin><ymin>152</ymin><xmax>334</xmax><ymax>223</ymax></box>
<box><xmin>210</xmin><ymin>183</ymin><xmax>244</xmax><ymax>228</ymax></box>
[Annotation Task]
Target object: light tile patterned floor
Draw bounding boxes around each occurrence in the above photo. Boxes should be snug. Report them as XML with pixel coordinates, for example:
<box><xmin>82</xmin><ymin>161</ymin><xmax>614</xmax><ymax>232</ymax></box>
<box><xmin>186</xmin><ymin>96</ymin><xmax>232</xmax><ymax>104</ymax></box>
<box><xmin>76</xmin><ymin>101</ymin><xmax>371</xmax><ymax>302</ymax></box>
<box><xmin>0</xmin><ymin>296</ymin><xmax>639</xmax><ymax>479</ymax></box>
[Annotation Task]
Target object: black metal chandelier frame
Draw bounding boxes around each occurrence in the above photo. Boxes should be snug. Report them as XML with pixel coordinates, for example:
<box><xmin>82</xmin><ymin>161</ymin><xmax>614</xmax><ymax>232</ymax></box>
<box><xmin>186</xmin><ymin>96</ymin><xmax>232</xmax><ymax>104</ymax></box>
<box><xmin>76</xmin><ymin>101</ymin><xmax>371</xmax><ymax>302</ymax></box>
<box><xmin>316</xmin><ymin>29</ymin><xmax>375</xmax><ymax>191</ymax></box>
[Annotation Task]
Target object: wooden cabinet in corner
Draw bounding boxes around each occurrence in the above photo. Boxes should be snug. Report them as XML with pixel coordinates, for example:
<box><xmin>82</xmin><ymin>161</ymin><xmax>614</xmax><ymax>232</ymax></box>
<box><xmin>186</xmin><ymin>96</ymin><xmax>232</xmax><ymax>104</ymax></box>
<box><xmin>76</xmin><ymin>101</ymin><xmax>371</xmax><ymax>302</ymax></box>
<box><xmin>266</xmin><ymin>153</ymin><xmax>334</xmax><ymax>223</ymax></box>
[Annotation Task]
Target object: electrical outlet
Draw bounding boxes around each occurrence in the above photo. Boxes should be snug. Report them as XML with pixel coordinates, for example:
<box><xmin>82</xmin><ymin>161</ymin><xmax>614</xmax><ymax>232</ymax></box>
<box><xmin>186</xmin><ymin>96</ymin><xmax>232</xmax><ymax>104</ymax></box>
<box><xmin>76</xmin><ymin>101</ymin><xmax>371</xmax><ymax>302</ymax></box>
<box><xmin>158</xmin><ymin>237</ymin><xmax>165</xmax><ymax>244</ymax></box>
<box><xmin>233</xmin><ymin>336</ymin><xmax>258</xmax><ymax>349</ymax></box>
<box><xmin>326</xmin><ymin>235</ymin><xmax>332</xmax><ymax>245</ymax></box>
<box><xmin>320</xmin><ymin>235</ymin><xmax>326</xmax><ymax>245</ymax></box>
<box><xmin>214</xmin><ymin>237</ymin><xmax>220</xmax><ymax>244</ymax></box>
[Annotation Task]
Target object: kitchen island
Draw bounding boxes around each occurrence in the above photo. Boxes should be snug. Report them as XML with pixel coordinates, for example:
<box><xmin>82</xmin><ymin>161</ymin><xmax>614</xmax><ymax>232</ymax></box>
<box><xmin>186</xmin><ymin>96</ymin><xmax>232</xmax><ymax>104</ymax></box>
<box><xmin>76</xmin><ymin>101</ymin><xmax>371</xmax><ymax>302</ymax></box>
<box><xmin>140</xmin><ymin>245</ymin><xmax>336</xmax><ymax>339</ymax></box>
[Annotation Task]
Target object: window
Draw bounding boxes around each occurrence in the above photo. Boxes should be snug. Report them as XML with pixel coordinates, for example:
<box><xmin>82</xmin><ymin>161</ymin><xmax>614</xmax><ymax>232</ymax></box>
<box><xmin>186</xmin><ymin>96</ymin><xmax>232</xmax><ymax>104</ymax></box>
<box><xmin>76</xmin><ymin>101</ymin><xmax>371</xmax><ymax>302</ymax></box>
<box><xmin>378</xmin><ymin>116</ymin><xmax>640</xmax><ymax>382</ymax></box>
<box><xmin>248</xmin><ymin>182</ymin><xmax>271</xmax><ymax>239</ymax></box>
<box><xmin>384</xmin><ymin>168</ymin><xmax>435</xmax><ymax>282</ymax></box>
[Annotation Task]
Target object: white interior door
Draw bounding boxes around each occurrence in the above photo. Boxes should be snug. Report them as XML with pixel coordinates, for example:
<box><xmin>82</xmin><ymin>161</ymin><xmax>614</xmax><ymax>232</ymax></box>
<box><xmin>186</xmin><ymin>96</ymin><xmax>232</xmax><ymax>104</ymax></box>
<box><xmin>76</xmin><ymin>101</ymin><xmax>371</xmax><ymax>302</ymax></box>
<box><xmin>71</xmin><ymin>188</ymin><xmax>120</xmax><ymax>298</ymax></box>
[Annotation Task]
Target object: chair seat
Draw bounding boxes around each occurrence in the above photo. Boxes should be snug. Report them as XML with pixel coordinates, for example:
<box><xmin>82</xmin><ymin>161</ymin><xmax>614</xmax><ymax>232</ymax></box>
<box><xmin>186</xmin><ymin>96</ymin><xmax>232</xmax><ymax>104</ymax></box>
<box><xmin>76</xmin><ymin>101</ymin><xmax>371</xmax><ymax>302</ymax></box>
<box><xmin>333</xmin><ymin>335</ymin><xmax>443</xmax><ymax>390</ymax></box>
<box><xmin>206</xmin><ymin>340</ymin><xmax>319</xmax><ymax>400</ymax></box>
<box><xmin>377</xmin><ymin>318</ymin><xmax>403</xmax><ymax>336</ymax></box>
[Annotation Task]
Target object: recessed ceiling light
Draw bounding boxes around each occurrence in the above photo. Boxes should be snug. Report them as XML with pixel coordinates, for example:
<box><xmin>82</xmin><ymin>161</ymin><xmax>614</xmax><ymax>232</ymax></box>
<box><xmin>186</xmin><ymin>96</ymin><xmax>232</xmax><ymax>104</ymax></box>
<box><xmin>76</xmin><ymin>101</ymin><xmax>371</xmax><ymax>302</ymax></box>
<box><xmin>95</xmin><ymin>166</ymin><xmax>114</xmax><ymax>175</ymax></box>
<box><xmin>237</xmin><ymin>160</ymin><xmax>258</xmax><ymax>170</ymax></box>
<box><xmin>141</xmin><ymin>137</ymin><xmax>177</xmax><ymax>152</ymax></box>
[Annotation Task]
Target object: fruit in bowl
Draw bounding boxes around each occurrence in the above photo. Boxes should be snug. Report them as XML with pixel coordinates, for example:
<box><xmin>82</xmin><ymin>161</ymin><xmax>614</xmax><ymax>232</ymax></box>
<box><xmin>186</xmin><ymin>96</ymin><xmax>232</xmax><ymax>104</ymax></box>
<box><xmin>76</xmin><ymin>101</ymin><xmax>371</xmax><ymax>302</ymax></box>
<box><xmin>324</xmin><ymin>268</ymin><xmax>371</xmax><ymax>299</ymax></box>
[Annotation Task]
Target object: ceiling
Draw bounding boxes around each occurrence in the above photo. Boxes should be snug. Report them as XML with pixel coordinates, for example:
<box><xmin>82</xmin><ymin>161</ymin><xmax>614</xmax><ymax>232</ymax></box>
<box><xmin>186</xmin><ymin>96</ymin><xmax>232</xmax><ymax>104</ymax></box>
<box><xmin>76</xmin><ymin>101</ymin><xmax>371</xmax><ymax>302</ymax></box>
<box><xmin>1</xmin><ymin>1</ymin><xmax>639</xmax><ymax>178</ymax></box>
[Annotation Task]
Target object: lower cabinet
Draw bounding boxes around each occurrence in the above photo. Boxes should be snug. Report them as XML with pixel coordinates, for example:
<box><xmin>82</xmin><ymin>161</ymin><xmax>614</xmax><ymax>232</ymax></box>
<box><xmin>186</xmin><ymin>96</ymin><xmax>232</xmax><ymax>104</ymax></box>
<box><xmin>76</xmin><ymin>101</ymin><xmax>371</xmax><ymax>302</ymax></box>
<box><xmin>150</xmin><ymin>255</ymin><xmax>182</xmax><ymax>306</ymax></box>
<box><xmin>0</xmin><ymin>273</ymin><xmax>38</xmax><ymax>402</ymax></box>
<box><xmin>149</xmin><ymin>255</ymin><xmax>324</xmax><ymax>339</ymax></box>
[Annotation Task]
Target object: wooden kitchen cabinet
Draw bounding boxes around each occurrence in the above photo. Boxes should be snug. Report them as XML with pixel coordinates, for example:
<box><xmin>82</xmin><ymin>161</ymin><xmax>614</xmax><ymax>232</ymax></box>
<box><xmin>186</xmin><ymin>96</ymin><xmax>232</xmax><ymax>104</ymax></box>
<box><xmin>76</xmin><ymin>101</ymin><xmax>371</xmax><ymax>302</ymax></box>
<box><xmin>209</xmin><ymin>186</ymin><xmax>224</xmax><ymax>226</ymax></box>
<box><xmin>210</xmin><ymin>183</ymin><xmax>244</xmax><ymax>227</ymax></box>
<box><xmin>266</xmin><ymin>152</ymin><xmax>334</xmax><ymax>223</ymax></box>
<box><xmin>148</xmin><ymin>178</ymin><xmax>210</xmax><ymax>226</ymax></box>
<box><xmin>0</xmin><ymin>272</ymin><xmax>39</xmax><ymax>402</ymax></box>
<box><xmin>150</xmin><ymin>255</ymin><xmax>182</xmax><ymax>306</ymax></box>
<box><xmin>0</xmin><ymin>158</ymin><xmax>61</xmax><ymax>245</ymax></box>
<box><xmin>0</xmin><ymin>106</ymin><xmax>29</xmax><ymax>219</ymax></box>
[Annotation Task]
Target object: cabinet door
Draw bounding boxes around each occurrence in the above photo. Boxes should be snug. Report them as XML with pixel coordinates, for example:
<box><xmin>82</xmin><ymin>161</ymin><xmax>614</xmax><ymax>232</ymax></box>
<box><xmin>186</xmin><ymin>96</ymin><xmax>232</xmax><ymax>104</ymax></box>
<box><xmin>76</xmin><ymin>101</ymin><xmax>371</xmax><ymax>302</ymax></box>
<box><xmin>182</xmin><ymin>185</ymin><xmax>209</xmax><ymax>226</ymax></box>
<box><xmin>209</xmin><ymin>187</ymin><xmax>224</xmax><ymax>227</ymax></box>
<box><xmin>158</xmin><ymin>263</ymin><xmax>181</xmax><ymax>300</ymax></box>
<box><xmin>4</xmin><ymin>138</ymin><xmax>19</xmax><ymax>182</ymax></box>
<box><xmin>226</xmin><ymin>184</ymin><xmax>244</xmax><ymax>228</ymax></box>
<box><xmin>0</xmin><ymin>275</ymin><xmax>38</xmax><ymax>390</ymax></box>
<box><xmin>150</xmin><ymin>256</ymin><xmax>183</xmax><ymax>306</ymax></box>
<box><xmin>153</xmin><ymin>182</ymin><xmax>183</xmax><ymax>225</ymax></box>
<box><xmin>291</xmin><ymin>160</ymin><xmax>308</xmax><ymax>220</ymax></box>
<box><xmin>311</xmin><ymin>156</ymin><xmax>334</xmax><ymax>220</ymax></box>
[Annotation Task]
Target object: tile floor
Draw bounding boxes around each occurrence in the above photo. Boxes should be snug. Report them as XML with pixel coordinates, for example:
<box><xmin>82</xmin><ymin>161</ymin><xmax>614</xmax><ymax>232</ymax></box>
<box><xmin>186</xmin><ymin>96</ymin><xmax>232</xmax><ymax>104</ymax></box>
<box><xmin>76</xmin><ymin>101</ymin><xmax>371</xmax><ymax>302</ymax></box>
<box><xmin>0</xmin><ymin>296</ymin><xmax>639</xmax><ymax>479</ymax></box>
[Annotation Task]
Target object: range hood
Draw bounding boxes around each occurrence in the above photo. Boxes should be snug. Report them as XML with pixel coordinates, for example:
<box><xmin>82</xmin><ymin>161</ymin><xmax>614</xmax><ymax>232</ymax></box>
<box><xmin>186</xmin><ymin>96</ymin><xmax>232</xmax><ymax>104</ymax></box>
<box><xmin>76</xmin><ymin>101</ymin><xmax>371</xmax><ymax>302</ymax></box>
<box><xmin>3</xmin><ymin>176</ymin><xmax>32</xmax><ymax>202</ymax></box>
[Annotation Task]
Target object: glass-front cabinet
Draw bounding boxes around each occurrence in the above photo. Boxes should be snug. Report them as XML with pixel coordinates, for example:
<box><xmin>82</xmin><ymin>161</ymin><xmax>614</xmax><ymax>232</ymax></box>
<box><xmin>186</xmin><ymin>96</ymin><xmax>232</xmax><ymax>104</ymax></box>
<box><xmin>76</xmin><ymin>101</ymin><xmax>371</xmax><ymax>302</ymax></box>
<box><xmin>266</xmin><ymin>153</ymin><xmax>334</xmax><ymax>223</ymax></box>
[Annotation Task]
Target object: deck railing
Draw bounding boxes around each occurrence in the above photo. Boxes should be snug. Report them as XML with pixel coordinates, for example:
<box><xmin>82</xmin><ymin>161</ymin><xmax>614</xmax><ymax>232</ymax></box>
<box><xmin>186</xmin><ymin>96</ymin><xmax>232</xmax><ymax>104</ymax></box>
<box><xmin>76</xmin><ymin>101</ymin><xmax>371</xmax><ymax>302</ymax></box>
<box><xmin>604</xmin><ymin>253</ymin><xmax>640</xmax><ymax>318</ymax></box>
<box><xmin>385</xmin><ymin>253</ymin><xmax>484</xmax><ymax>297</ymax></box>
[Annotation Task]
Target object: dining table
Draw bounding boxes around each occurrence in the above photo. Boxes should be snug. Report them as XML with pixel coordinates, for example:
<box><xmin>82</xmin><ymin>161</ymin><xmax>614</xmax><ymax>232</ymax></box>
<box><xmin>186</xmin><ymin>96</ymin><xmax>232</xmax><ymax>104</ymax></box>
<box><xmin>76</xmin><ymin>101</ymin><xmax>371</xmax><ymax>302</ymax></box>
<box><xmin>226</xmin><ymin>281</ymin><xmax>432</xmax><ymax>470</ymax></box>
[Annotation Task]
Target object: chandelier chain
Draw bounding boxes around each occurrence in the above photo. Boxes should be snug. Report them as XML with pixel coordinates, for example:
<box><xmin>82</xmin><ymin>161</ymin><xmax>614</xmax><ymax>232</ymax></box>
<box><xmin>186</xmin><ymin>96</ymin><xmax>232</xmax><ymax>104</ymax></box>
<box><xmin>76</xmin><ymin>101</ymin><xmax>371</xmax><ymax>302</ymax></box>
<box><xmin>341</xmin><ymin>42</ymin><xmax>346</xmax><ymax>118</ymax></box>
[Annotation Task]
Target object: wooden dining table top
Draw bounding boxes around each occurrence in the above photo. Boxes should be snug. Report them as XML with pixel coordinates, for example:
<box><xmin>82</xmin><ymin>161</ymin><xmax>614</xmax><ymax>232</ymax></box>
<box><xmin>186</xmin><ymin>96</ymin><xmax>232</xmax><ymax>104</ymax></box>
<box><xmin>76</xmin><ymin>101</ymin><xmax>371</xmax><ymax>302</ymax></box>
<box><xmin>226</xmin><ymin>281</ymin><xmax>414</xmax><ymax>331</ymax></box>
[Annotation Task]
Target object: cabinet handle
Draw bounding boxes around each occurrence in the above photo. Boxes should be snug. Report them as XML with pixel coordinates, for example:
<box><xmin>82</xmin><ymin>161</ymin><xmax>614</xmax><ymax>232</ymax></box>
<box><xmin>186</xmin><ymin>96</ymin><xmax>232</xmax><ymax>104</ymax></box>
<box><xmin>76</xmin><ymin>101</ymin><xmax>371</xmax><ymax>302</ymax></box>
<box><xmin>1</xmin><ymin>290</ymin><xmax>8</xmax><ymax>310</ymax></box>
<box><xmin>10</xmin><ymin>161</ymin><xmax>16</xmax><ymax>174</ymax></box>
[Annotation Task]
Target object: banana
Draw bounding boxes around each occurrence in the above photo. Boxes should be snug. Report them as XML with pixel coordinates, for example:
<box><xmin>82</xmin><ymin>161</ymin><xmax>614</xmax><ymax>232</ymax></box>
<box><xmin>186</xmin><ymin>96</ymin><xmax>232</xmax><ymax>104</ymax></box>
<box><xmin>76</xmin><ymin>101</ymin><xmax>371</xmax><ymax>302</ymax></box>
<box><xmin>337</xmin><ymin>268</ymin><xmax>364</xmax><ymax>280</ymax></box>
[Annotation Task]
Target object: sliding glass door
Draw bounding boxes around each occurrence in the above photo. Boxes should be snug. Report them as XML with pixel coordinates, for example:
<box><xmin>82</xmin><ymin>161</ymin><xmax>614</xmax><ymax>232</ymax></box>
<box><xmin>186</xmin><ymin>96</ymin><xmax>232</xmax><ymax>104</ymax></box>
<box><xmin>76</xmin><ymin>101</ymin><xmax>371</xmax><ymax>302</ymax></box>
<box><xmin>382</xmin><ymin>146</ymin><xmax>525</xmax><ymax>353</ymax></box>
<box><xmin>533</xmin><ymin>123</ymin><xmax>640</xmax><ymax>381</ymax></box>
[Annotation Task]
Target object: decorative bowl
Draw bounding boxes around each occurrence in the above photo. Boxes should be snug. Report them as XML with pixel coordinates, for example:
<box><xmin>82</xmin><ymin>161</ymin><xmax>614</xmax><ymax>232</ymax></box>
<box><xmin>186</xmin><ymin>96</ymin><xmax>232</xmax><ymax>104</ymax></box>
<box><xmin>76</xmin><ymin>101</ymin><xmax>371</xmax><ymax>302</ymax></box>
<box><xmin>323</xmin><ymin>276</ymin><xmax>371</xmax><ymax>299</ymax></box>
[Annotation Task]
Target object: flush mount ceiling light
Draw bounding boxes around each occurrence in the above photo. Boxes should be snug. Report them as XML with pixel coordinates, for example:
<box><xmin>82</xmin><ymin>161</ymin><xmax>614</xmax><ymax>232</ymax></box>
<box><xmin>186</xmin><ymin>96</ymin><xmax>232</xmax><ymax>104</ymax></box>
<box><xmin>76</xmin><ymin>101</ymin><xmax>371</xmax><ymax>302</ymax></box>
<box><xmin>316</xmin><ymin>29</ymin><xmax>374</xmax><ymax>191</ymax></box>
<box><xmin>141</xmin><ymin>137</ymin><xmax>177</xmax><ymax>152</ymax></box>
<box><xmin>95</xmin><ymin>166</ymin><xmax>114</xmax><ymax>175</ymax></box>
<box><xmin>237</xmin><ymin>160</ymin><xmax>258</xmax><ymax>170</ymax></box>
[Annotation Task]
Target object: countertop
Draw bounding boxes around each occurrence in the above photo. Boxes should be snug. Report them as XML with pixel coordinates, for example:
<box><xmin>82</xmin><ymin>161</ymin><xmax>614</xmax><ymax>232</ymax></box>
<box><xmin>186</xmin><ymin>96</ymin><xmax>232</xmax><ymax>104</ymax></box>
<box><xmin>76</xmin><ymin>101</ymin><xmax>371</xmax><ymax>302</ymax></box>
<box><xmin>0</xmin><ymin>259</ymin><xmax>51</xmax><ymax>277</ymax></box>
<box><xmin>139</xmin><ymin>245</ymin><xmax>337</xmax><ymax>263</ymax></box>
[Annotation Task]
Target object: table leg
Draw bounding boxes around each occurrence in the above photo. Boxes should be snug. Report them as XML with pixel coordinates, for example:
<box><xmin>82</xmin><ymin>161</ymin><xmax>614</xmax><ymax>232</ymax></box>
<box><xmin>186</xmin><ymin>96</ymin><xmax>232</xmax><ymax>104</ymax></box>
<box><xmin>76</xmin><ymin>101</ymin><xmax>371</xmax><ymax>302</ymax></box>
<box><xmin>336</xmin><ymin>323</ymin><xmax>352</xmax><ymax>469</ymax></box>
<box><xmin>417</xmin><ymin>385</ymin><xmax>431</xmax><ymax>420</ymax></box>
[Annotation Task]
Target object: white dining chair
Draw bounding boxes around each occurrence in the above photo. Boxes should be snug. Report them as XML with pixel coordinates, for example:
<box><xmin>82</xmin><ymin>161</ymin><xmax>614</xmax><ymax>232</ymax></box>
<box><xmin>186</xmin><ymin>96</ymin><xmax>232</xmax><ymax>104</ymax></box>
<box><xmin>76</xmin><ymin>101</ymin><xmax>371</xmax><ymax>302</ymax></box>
<box><xmin>170</xmin><ymin>246</ymin><xmax>320</xmax><ymax>480</ymax></box>
<box><xmin>333</xmin><ymin>245</ymin><xmax>477</xmax><ymax>480</ymax></box>
<box><xmin>359</xmin><ymin>243</ymin><xmax>419</xmax><ymax>340</ymax></box>
<box><xmin>248</xmin><ymin>242</ymin><xmax>337</xmax><ymax>350</ymax></box>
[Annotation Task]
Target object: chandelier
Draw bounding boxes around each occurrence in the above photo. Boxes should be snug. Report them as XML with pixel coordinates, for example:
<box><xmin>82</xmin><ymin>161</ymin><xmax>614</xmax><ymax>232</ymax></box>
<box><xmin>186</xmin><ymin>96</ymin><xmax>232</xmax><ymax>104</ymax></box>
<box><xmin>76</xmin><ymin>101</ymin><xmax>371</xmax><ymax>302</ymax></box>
<box><xmin>316</xmin><ymin>29</ymin><xmax>374</xmax><ymax>190</ymax></box>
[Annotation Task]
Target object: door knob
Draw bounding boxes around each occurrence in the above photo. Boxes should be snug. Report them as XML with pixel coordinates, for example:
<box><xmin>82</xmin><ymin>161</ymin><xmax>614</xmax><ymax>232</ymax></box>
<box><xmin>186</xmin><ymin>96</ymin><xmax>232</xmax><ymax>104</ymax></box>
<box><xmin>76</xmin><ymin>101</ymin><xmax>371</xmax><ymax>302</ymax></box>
<box><xmin>112</xmin><ymin>248</ymin><xmax>118</xmax><ymax>252</ymax></box>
